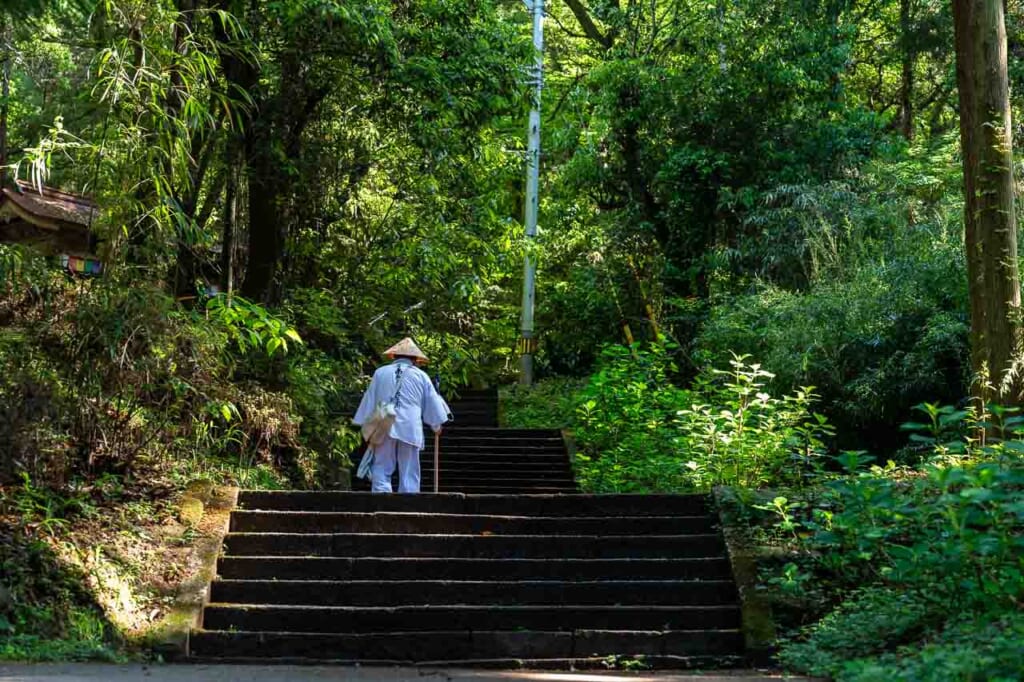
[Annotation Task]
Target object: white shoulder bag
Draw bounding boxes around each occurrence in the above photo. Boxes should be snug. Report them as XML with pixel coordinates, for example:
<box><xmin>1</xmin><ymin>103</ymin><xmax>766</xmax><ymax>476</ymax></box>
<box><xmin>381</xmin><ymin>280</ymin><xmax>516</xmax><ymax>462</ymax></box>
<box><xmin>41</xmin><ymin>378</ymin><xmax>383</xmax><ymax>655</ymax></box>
<box><xmin>356</xmin><ymin>366</ymin><xmax>407</xmax><ymax>480</ymax></box>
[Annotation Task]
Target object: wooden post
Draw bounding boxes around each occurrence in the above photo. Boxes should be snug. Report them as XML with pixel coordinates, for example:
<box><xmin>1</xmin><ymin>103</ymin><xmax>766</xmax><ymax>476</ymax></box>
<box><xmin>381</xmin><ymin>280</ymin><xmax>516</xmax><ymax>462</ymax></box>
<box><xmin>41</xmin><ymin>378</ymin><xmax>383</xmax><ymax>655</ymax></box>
<box><xmin>433</xmin><ymin>431</ymin><xmax>440</xmax><ymax>494</ymax></box>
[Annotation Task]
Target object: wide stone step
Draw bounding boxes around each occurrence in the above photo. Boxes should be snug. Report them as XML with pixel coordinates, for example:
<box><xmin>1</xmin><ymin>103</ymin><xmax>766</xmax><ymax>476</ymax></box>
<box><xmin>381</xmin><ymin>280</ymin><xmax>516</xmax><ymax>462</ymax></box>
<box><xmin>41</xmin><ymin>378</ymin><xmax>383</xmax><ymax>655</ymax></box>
<box><xmin>423</xmin><ymin>472</ymin><xmax>575</xmax><ymax>483</ymax></box>
<box><xmin>433</xmin><ymin>442</ymin><xmax>567</xmax><ymax>450</ymax></box>
<box><xmin>190</xmin><ymin>628</ymin><xmax>744</xmax><ymax>661</ymax></box>
<box><xmin>438</xmin><ymin>428</ymin><xmax>561</xmax><ymax>438</ymax></box>
<box><xmin>447</xmin><ymin>400</ymin><xmax>499</xmax><ymax>408</ymax></box>
<box><xmin>426</xmin><ymin>478</ymin><xmax>577</xmax><ymax>488</ymax></box>
<box><xmin>229</xmin><ymin>512</ymin><xmax>713</xmax><ymax>535</ymax></box>
<box><xmin>210</xmin><ymin>579</ymin><xmax>739</xmax><ymax>607</ymax></box>
<box><xmin>216</xmin><ymin>556</ymin><xmax>736</xmax><ymax>581</ymax></box>
<box><xmin>430</xmin><ymin>444</ymin><xmax>569</xmax><ymax>454</ymax></box>
<box><xmin>238</xmin><ymin>492</ymin><xmax>709</xmax><ymax>516</ymax></box>
<box><xmin>449</xmin><ymin>396</ymin><xmax>498</xmax><ymax>404</ymax></box>
<box><xmin>201</xmin><ymin>604</ymin><xmax>742</xmax><ymax>633</ymax></box>
<box><xmin>425</xmin><ymin>474</ymin><xmax>575</xmax><ymax>484</ymax></box>
<box><xmin>437</xmin><ymin>431</ymin><xmax>562</xmax><ymax>440</ymax></box>
<box><xmin>428</xmin><ymin>469</ymin><xmax>571</xmax><ymax>480</ymax></box>
<box><xmin>446</xmin><ymin>405</ymin><xmax>497</xmax><ymax>412</ymax></box>
<box><xmin>351</xmin><ymin>483</ymin><xmax>579</xmax><ymax>495</ymax></box>
<box><xmin>348</xmin><ymin>475</ymin><xmax>578</xmax><ymax>489</ymax></box>
<box><xmin>448</xmin><ymin>391</ymin><xmax>499</xmax><ymax>400</ymax></box>
<box><xmin>429</xmin><ymin>459</ymin><xmax>570</xmax><ymax>469</ymax></box>
<box><xmin>435</xmin><ymin>443</ymin><xmax>566</xmax><ymax>452</ymax></box>
<box><xmin>422</xmin><ymin>456</ymin><xmax>569</xmax><ymax>465</ymax></box>
<box><xmin>433</xmin><ymin>486</ymin><xmax>578</xmax><ymax>494</ymax></box>
<box><xmin>421</xmin><ymin>463</ymin><xmax>573</xmax><ymax>474</ymax></box>
<box><xmin>446</xmin><ymin>406</ymin><xmax>498</xmax><ymax>414</ymax></box>
<box><xmin>222</xmin><ymin>532</ymin><xmax>725</xmax><ymax>558</ymax></box>
<box><xmin>431</xmin><ymin>451</ymin><xmax>568</xmax><ymax>459</ymax></box>
<box><xmin>423</xmin><ymin>483</ymin><xmax>577</xmax><ymax>493</ymax></box>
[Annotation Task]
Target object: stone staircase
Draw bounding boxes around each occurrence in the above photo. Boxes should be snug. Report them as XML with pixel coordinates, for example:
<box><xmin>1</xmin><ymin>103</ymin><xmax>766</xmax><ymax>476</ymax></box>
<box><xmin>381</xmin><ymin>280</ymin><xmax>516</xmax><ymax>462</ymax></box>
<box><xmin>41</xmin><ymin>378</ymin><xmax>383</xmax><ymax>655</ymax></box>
<box><xmin>189</xmin><ymin>386</ymin><xmax>745</xmax><ymax>667</ymax></box>
<box><xmin>445</xmin><ymin>387</ymin><xmax>500</xmax><ymax>426</ymax></box>
<box><xmin>190</xmin><ymin>491</ymin><xmax>743</xmax><ymax>667</ymax></box>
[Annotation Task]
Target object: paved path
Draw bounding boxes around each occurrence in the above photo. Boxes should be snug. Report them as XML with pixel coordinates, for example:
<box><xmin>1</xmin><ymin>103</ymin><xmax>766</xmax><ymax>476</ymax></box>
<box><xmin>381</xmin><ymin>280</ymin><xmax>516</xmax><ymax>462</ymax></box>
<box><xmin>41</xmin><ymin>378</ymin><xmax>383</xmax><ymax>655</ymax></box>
<box><xmin>0</xmin><ymin>664</ymin><xmax>816</xmax><ymax>682</ymax></box>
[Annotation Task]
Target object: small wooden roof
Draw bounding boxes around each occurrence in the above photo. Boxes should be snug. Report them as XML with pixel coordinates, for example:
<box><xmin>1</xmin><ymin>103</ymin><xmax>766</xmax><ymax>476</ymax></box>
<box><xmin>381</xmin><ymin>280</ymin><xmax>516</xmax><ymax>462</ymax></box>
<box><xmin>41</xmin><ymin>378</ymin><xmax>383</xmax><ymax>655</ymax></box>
<box><xmin>0</xmin><ymin>181</ymin><xmax>99</xmax><ymax>256</ymax></box>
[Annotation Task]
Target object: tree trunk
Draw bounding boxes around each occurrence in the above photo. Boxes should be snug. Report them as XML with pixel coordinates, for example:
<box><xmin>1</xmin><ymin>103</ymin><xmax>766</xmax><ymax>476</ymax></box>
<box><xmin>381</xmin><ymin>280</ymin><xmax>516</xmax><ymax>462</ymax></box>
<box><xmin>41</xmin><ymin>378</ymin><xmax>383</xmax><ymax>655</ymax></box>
<box><xmin>220</xmin><ymin>144</ymin><xmax>238</xmax><ymax>299</ymax></box>
<box><xmin>716</xmin><ymin>0</ymin><xmax>727</xmax><ymax>74</ymax></box>
<box><xmin>1</xmin><ymin>18</ymin><xmax>10</xmax><ymax>187</ymax></box>
<box><xmin>953</xmin><ymin>0</ymin><xmax>1022</xmax><ymax>402</ymax></box>
<box><xmin>240</xmin><ymin>151</ymin><xmax>281</xmax><ymax>302</ymax></box>
<box><xmin>899</xmin><ymin>0</ymin><xmax>915</xmax><ymax>140</ymax></box>
<box><xmin>170</xmin><ymin>0</ymin><xmax>199</xmax><ymax>301</ymax></box>
<box><xmin>210</xmin><ymin>0</ymin><xmax>261</xmax><ymax>299</ymax></box>
<box><xmin>240</xmin><ymin>63</ymin><xmax>328</xmax><ymax>303</ymax></box>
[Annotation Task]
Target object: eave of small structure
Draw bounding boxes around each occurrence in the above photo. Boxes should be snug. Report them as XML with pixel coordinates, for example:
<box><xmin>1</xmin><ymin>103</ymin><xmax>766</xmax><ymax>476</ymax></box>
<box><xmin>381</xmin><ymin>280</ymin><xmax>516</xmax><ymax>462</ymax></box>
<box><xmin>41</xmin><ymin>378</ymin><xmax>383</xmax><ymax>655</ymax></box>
<box><xmin>0</xmin><ymin>181</ymin><xmax>100</xmax><ymax>257</ymax></box>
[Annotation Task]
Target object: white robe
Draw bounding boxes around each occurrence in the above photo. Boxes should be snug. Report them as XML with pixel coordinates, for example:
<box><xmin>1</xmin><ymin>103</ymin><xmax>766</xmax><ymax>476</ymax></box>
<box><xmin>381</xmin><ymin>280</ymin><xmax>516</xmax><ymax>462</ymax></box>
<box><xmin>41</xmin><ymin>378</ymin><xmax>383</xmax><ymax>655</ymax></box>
<box><xmin>352</xmin><ymin>358</ymin><xmax>451</xmax><ymax>449</ymax></box>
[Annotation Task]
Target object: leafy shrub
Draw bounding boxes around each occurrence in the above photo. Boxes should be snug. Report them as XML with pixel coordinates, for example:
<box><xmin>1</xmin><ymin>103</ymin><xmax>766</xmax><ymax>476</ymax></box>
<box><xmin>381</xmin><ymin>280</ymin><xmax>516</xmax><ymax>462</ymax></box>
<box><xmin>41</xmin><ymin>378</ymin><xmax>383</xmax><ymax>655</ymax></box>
<box><xmin>837</xmin><ymin>612</ymin><xmax>1024</xmax><ymax>682</ymax></box>
<box><xmin>768</xmin><ymin>417</ymin><xmax>1024</xmax><ymax>681</ymax></box>
<box><xmin>0</xmin><ymin>275</ymin><xmax>313</xmax><ymax>490</ymax></box>
<box><xmin>207</xmin><ymin>294</ymin><xmax>303</xmax><ymax>357</ymax></box>
<box><xmin>572</xmin><ymin>344</ymin><xmax>831</xmax><ymax>492</ymax></box>
<box><xmin>782</xmin><ymin>599</ymin><xmax>1024</xmax><ymax>682</ymax></box>
<box><xmin>696</xmin><ymin>247</ymin><xmax>969</xmax><ymax>454</ymax></box>
<box><xmin>500</xmin><ymin>377</ymin><xmax>586</xmax><ymax>429</ymax></box>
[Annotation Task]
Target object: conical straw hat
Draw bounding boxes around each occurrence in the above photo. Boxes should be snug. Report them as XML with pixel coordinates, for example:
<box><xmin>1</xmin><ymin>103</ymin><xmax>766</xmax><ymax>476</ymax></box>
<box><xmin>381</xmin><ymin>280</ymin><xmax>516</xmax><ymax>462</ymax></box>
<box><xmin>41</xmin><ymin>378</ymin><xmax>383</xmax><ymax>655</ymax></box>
<box><xmin>384</xmin><ymin>337</ymin><xmax>428</xmax><ymax>364</ymax></box>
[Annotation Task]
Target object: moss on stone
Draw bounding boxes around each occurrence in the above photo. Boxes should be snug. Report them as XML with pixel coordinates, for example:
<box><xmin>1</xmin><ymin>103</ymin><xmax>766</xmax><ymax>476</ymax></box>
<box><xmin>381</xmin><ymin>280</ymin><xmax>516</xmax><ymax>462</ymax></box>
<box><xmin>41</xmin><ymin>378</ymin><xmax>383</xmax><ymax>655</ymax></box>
<box><xmin>178</xmin><ymin>498</ymin><xmax>204</xmax><ymax>528</ymax></box>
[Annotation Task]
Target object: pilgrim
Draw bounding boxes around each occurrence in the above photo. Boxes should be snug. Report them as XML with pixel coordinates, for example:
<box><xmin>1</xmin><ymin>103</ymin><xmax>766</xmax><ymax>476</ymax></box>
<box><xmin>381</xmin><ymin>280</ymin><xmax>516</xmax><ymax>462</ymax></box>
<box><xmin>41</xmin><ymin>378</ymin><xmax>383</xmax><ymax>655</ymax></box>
<box><xmin>353</xmin><ymin>338</ymin><xmax>451</xmax><ymax>493</ymax></box>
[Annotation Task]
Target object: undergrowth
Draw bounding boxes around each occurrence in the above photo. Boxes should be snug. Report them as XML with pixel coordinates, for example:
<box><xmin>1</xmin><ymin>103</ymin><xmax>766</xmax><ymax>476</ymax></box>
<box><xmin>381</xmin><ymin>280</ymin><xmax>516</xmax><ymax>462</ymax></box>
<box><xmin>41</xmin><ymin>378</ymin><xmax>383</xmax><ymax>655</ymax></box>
<box><xmin>506</xmin><ymin>345</ymin><xmax>1023</xmax><ymax>681</ymax></box>
<box><xmin>507</xmin><ymin>343</ymin><xmax>832</xmax><ymax>493</ymax></box>
<box><xmin>0</xmin><ymin>267</ymin><xmax>358</xmax><ymax>661</ymax></box>
<box><xmin>748</xmin><ymin>406</ymin><xmax>1024</xmax><ymax>681</ymax></box>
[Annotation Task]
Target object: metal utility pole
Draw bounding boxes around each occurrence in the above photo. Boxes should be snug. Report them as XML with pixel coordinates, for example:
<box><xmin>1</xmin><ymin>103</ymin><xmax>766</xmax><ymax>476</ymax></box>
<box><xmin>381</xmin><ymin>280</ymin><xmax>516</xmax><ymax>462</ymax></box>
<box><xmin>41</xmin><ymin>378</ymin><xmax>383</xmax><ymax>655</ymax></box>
<box><xmin>518</xmin><ymin>0</ymin><xmax>544</xmax><ymax>386</ymax></box>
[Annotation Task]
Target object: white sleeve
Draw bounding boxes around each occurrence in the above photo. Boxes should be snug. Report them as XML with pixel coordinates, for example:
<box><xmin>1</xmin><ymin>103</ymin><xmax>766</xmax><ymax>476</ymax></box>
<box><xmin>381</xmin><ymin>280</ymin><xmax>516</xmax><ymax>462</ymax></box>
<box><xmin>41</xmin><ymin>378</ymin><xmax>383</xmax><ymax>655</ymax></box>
<box><xmin>422</xmin><ymin>378</ymin><xmax>452</xmax><ymax>430</ymax></box>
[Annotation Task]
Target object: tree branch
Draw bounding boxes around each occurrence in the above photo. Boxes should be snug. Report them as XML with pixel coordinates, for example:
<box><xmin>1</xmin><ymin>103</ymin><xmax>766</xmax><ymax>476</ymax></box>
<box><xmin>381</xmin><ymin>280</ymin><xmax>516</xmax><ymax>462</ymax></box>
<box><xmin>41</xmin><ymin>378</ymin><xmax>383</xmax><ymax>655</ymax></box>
<box><xmin>563</xmin><ymin>0</ymin><xmax>613</xmax><ymax>48</ymax></box>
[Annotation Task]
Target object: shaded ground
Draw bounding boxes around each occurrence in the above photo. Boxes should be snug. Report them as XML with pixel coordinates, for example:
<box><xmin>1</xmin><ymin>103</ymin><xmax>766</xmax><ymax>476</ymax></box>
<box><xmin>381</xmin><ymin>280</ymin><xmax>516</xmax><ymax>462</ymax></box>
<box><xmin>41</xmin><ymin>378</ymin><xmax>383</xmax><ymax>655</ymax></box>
<box><xmin>0</xmin><ymin>664</ymin><xmax>817</xmax><ymax>682</ymax></box>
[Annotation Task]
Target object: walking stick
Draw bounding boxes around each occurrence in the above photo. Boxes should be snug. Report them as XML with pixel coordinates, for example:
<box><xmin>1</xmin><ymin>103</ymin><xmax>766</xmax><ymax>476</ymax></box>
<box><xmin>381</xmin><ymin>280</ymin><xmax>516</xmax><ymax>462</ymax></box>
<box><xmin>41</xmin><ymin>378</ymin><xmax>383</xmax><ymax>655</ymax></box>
<box><xmin>433</xmin><ymin>431</ymin><xmax>440</xmax><ymax>493</ymax></box>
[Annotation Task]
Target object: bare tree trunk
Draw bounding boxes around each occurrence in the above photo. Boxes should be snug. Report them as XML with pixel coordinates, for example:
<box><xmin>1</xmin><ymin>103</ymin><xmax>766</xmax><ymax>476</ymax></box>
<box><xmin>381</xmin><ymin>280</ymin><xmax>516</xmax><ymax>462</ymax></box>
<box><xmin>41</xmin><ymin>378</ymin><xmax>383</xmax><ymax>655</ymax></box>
<box><xmin>716</xmin><ymin>0</ymin><xmax>727</xmax><ymax>74</ymax></box>
<box><xmin>170</xmin><ymin>0</ymin><xmax>199</xmax><ymax>301</ymax></box>
<box><xmin>240</xmin><ymin>152</ymin><xmax>281</xmax><ymax>302</ymax></box>
<box><xmin>953</xmin><ymin>0</ymin><xmax>1022</xmax><ymax>402</ymax></box>
<box><xmin>220</xmin><ymin>145</ymin><xmax>238</xmax><ymax>299</ymax></box>
<box><xmin>0</xmin><ymin>18</ymin><xmax>10</xmax><ymax>187</ymax></box>
<box><xmin>899</xmin><ymin>0</ymin><xmax>915</xmax><ymax>140</ymax></box>
<box><xmin>240</xmin><ymin>61</ymin><xmax>328</xmax><ymax>303</ymax></box>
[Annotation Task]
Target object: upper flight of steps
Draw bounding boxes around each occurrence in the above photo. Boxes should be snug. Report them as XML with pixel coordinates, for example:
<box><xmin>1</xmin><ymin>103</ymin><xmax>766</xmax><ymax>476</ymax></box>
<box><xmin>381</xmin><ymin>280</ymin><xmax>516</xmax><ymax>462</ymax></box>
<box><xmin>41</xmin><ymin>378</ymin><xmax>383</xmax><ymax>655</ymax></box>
<box><xmin>354</xmin><ymin>387</ymin><xmax>578</xmax><ymax>494</ymax></box>
<box><xmin>189</xmin><ymin>491</ymin><xmax>744</xmax><ymax>668</ymax></box>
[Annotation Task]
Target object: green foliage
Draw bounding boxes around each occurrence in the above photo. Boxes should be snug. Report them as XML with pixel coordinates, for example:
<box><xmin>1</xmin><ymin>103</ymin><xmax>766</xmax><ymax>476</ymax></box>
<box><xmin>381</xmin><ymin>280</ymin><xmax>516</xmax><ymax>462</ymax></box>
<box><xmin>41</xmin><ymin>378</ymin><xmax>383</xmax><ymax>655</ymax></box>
<box><xmin>696</xmin><ymin>241</ymin><xmax>968</xmax><ymax>453</ymax></box>
<box><xmin>831</xmin><ymin>612</ymin><xmax>1024</xmax><ymax>682</ymax></box>
<box><xmin>0</xmin><ymin>633</ymin><xmax>122</xmax><ymax>663</ymax></box>
<box><xmin>0</xmin><ymin>1</ymin><xmax>1020</xmax><ymax>676</ymax></box>
<box><xmin>500</xmin><ymin>377</ymin><xmax>585</xmax><ymax>429</ymax></box>
<box><xmin>781</xmin><ymin>595</ymin><xmax>1024</xmax><ymax>682</ymax></box>
<box><xmin>206</xmin><ymin>295</ymin><xmax>303</xmax><ymax>357</ymax></box>
<box><xmin>764</xmin><ymin>414</ymin><xmax>1024</xmax><ymax>681</ymax></box>
<box><xmin>0</xmin><ymin>276</ymin><xmax>309</xmax><ymax>490</ymax></box>
<box><xmin>572</xmin><ymin>345</ymin><xmax>831</xmax><ymax>492</ymax></box>
<box><xmin>0</xmin><ymin>508</ymin><xmax>119</xmax><ymax>662</ymax></box>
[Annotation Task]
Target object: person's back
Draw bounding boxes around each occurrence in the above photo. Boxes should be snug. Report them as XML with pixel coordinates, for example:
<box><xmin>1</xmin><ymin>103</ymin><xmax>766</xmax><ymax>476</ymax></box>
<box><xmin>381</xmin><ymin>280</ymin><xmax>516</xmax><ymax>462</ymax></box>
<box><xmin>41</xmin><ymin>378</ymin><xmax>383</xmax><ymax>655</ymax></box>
<box><xmin>366</xmin><ymin>360</ymin><xmax>447</xmax><ymax>450</ymax></box>
<box><xmin>353</xmin><ymin>338</ymin><xmax>451</xmax><ymax>493</ymax></box>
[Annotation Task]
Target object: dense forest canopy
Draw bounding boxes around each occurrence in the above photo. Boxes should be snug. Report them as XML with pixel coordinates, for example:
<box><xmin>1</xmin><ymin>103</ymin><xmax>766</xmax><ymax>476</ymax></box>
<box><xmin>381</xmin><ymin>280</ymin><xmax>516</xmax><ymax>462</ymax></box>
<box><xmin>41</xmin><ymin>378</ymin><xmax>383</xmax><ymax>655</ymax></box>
<box><xmin>1</xmin><ymin>0</ymin><xmax>1023</xmax><ymax>454</ymax></box>
<box><xmin>1</xmin><ymin>1</ymin><xmax>1023</xmax><ymax>679</ymax></box>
